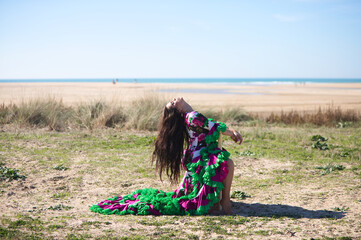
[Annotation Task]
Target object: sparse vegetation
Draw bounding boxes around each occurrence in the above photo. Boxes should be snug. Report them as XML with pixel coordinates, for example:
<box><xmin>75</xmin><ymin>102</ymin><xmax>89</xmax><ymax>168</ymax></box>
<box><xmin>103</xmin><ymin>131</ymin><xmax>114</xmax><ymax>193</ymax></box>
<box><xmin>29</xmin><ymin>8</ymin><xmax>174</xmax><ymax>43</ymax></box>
<box><xmin>239</xmin><ymin>150</ymin><xmax>256</xmax><ymax>157</ymax></box>
<box><xmin>0</xmin><ymin>97</ymin><xmax>360</xmax><ymax>239</ymax></box>
<box><xmin>332</xmin><ymin>206</ymin><xmax>350</xmax><ymax>212</ymax></box>
<box><xmin>1</xmin><ymin>97</ymin><xmax>360</xmax><ymax>132</ymax></box>
<box><xmin>47</xmin><ymin>204</ymin><xmax>73</xmax><ymax>211</ymax></box>
<box><xmin>0</xmin><ymin>126</ymin><xmax>359</xmax><ymax>238</ymax></box>
<box><xmin>266</xmin><ymin>106</ymin><xmax>360</xmax><ymax>126</ymax></box>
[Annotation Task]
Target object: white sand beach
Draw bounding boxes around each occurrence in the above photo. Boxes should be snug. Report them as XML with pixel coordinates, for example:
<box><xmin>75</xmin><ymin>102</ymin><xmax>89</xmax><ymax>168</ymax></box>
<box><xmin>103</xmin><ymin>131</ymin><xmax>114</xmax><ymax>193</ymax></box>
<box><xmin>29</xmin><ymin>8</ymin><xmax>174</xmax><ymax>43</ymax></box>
<box><xmin>1</xmin><ymin>82</ymin><xmax>361</xmax><ymax>114</ymax></box>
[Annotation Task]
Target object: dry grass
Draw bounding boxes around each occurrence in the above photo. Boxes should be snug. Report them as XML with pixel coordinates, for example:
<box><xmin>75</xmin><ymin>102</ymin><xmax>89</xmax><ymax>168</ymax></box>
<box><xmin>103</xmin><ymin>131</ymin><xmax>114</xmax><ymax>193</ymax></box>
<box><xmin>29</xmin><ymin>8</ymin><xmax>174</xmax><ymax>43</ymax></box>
<box><xmin>124</xmin><ymin>95</ymin><xmax>167</xmax><ymax>131</ymax></box>
<box><xmin>265</xmin><ymin>106</ymin><xmax>361</xmax><ymax>126</ymax></box>
<box><xmin>0</xmin><ymin>97</ymin><xmax>151</xmax><ymax>131</ymax></box>
<box><xmin>202</xmin><ymin>108</ymin><xmax>253</xmax><ymax>124</ymax></box>
<box><xmin>0</xmin><ymin>99</ymin><xmax>73</xmax><ymax>131</ymax></box>
<box><xmin>0</xmin><ymin>96</ymin><xmax>252</xmax><ymax>131</ymax></box>
<box><xmin>74</xmin><ymin>100</ymin><xmax>126</xmax><ymax>130</ymax></box>
<box><xmin>1</xmin><ymin>97</ymin><xmax>360</xmax><ymax>131</ymax></box>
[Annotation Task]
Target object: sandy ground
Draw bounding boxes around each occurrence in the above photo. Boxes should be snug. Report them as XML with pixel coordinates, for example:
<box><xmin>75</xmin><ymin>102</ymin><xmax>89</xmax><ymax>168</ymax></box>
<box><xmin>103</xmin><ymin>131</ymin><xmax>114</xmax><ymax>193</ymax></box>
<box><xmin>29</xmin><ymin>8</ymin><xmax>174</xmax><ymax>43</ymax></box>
<box><xmin>2</xmin><ymin>135</ymin><xmax>360</xmax><ymax>239</ymax></box>
<box><xmin>1</xmin><ymin>82</ymin><xmax>361</xmax><ymax>114</ymax></box>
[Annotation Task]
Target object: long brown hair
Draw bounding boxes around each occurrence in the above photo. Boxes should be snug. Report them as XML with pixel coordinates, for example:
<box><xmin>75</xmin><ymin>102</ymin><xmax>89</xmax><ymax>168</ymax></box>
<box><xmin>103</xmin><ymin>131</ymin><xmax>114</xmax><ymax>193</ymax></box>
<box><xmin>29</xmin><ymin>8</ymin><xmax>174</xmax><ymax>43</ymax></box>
<box><xmin>152</xmin><ymin>107</ymin><xmax>189</xmax><ymax>184</ymax></box>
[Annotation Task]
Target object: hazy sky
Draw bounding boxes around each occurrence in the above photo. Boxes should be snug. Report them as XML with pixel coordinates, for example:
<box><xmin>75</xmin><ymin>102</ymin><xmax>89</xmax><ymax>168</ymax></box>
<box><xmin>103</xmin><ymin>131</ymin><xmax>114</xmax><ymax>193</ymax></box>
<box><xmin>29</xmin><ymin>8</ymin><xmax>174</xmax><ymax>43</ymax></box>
<box><xmin>0</xmin><ymin>0</ymin><xmax>360</xmax><ymax>79</ymax></box>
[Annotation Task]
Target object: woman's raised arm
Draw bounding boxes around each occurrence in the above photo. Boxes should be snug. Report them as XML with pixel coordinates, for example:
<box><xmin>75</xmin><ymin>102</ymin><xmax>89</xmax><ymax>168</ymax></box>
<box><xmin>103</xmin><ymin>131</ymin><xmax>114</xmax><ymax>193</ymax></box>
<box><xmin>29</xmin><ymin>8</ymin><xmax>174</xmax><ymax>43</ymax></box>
<box><xmin>222</xmin><ymin>128</ymin><xmax>243</xmax><ymax>145</ymax></box>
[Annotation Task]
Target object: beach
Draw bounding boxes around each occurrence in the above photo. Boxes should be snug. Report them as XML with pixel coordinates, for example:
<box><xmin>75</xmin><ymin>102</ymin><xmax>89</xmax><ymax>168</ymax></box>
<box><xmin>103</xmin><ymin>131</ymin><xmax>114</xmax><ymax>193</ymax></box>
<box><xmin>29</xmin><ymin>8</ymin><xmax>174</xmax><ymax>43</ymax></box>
<box><xmin>1</xmin><ymin>82</ymin><xmax>361</xmax><ymax>114</ymax></box>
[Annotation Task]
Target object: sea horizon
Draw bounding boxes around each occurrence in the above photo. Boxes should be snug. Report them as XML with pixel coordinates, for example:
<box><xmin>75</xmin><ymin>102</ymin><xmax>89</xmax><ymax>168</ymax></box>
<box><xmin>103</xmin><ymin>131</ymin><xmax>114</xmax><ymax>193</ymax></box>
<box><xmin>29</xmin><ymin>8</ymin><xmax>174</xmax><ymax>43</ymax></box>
<box><xmin>0</xmin><ymin>78</ymin><xmax>361</xmax><ymax>84</ymax></box>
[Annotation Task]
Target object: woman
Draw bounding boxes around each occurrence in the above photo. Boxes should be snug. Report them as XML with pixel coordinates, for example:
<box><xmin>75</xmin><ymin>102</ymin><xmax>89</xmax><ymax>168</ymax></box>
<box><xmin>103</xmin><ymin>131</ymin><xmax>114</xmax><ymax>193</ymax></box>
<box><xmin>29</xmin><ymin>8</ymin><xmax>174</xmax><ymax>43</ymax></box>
<box><xmin>90</xmin><ymin>97</ymin><xmax>242</xmax><ymax>215</ymax></box>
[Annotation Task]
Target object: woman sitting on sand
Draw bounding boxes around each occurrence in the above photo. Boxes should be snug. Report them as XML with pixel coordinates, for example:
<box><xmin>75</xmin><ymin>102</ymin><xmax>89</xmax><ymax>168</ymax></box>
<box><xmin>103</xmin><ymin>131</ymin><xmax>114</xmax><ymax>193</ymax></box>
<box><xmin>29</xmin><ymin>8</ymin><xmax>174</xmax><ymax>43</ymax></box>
<box><xmin>90</xmin><ymin>97</ymin><xmax>243</xmax><ymax>215</ymax></box>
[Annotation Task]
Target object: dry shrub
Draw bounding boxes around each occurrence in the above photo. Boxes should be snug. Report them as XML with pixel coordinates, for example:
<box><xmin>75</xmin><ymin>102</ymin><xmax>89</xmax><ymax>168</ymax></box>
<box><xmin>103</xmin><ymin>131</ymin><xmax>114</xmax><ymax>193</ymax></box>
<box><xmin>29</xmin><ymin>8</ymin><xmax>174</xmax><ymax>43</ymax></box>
<box><xmin>74</xmin><ymin>96</ymin><xmax>163</xmax><ymax>131</ymax></box>
<box><xmin>125</xmin><ymin>95</ymin><xmax>167</xmax><ymax>131</ymax></box>
<box><xmin>0</xmin><ymin>103</ymin><xmax>17</xmax><ymax>124</ymax></box>
<box><xmin>266</xmin><ymin>106</ymin><xmax>360</xmax><ymax>126</ymax></box>
<box><xmin>74</xmin><ymin>101</ymin><xmax>126</xmax><ymax>130</ymax></box>
<box><xmin>75</xmin><ymin>101</ymin><xmax>107</xmax><ymax>130</ymax></box>
<box><xmin>100</xmin><ymin>103</ymin><xmax>126</xmax><ymax>128</ymax></box>
<box><xmin>104</xmin><ymin>111</ymin><xmax>126</xmax><ymax>128</ymax></box>
<box><xmin>5</xmin><ymin>98</ymin><xmax>73</xmax><ymax>131</ymax></box>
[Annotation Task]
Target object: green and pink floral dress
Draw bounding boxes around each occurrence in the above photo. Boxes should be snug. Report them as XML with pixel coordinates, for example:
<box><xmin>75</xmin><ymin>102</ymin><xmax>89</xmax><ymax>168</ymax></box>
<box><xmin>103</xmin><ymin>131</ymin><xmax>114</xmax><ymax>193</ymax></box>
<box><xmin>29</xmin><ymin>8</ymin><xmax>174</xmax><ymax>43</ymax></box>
<box><xmin>90</xmin><ymin>111</ymin><xmax>230</xmax><ymax>215</ymax></box>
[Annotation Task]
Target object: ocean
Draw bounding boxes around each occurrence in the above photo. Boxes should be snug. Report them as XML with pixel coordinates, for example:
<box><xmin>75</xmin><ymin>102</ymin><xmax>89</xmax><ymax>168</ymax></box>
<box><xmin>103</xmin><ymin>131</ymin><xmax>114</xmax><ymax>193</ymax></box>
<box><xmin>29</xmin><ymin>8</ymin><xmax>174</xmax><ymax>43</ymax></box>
<box><xmin>0</xmin><ymin>78</ymin><xmax>360</xmax><ymax>84</ymax></box>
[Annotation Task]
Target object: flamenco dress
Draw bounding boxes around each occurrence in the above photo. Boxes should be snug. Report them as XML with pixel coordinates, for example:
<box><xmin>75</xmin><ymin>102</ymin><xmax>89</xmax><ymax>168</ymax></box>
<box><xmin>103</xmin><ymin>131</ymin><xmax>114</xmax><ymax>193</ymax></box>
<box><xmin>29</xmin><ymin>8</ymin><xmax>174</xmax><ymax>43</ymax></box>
<box><xmin>89</xmin><ymin>111</ymin><xmax>230</xmax><ymax>216</ymax></box>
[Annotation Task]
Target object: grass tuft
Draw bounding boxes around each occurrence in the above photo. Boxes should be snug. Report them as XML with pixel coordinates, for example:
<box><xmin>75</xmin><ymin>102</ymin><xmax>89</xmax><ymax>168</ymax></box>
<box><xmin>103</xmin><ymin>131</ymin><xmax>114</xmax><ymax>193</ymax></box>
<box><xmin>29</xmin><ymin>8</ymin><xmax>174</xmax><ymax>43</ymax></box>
<box><xmin>47</xmin><ymin>204</ymin><xmax>73</xmax><ymax>211</ymax></box>
<box><xmin>332</xmin><ymin>206</ymin><xmax>350</xmax><ymax>212</ymax></box>
<box><xmin>52</xmin><ymin>164</ymin><xmax>69</xmax><ymax>171</ymax></box>
<box><xmin>239</xmin><ymin>150</ymin><xmax>257</xmax><ymax>157</ymax></box>
<box><xmin>17</xmin><ymin>98</ymin><xmax>73</xmax><ymax>131</ymax></box>
<box><xmin>231</xmin><ymin>190</ymin><xmax>251</xmax><ymax>200</ymax></box>
<box><xmin>125</xmin><ymin>95</ymin><xmax>167</xmax><ymax>131</ymax></box>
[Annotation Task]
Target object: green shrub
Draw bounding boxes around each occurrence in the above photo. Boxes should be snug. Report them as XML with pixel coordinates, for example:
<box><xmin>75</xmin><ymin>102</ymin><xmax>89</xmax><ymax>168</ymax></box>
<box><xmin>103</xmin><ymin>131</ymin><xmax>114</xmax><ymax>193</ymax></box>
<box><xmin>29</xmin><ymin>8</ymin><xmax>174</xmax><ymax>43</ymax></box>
<box><xmin>315</xmin><ymin>164</ymin><xmax>345</xmax><ymax>175</ymax></box>
<box><xmin>311</xmin><ymin>135</ymin><xmax>329</xmax><ymax>150</ymax></box>
<box><xmin>0</xmin><ymin>162</ymin><xmax>26</xmax><ymax>181</ymax></box>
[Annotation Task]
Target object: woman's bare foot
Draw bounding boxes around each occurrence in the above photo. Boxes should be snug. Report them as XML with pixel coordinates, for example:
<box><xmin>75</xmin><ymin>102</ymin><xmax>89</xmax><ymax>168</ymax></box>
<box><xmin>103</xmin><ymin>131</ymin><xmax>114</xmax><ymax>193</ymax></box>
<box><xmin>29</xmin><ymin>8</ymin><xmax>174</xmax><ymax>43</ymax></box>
<box><xmin>209</xmin><ymin>202</ymin><xmax>221</xmax><ymax>214</ymax></box>
<box><xmin>220</xmin><ymin>199</ymin><xmax>233</xmax><ymax>215</ymax></box>
<box><xmin>220</xmin><ymin>159</ymin><xmax>234</xmax><ymax>215</ymax></box>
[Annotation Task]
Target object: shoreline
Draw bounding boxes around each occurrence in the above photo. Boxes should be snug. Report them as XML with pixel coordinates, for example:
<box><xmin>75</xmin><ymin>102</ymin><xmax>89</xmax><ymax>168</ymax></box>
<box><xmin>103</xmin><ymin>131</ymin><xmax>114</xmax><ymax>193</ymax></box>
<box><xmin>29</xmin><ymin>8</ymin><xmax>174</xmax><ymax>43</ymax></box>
<box><xmin>1</xmin><ymin>78</ymin><xmax>361</xmax><ymax>84</ymax></box>
<box><xmin>1</xmin><ymin>82</ymin><xmax>361</xmax><ymax>114</ymax></box>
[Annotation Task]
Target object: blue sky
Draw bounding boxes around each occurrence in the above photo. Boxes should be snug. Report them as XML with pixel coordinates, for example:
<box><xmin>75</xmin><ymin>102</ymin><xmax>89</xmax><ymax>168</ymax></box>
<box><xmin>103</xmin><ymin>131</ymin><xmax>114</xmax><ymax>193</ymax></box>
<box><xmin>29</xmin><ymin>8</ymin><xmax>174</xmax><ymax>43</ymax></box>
<box><xmin>0</xmin><ymin>0</ymin><xmax>360</xmax><ymax>79</ymax></box>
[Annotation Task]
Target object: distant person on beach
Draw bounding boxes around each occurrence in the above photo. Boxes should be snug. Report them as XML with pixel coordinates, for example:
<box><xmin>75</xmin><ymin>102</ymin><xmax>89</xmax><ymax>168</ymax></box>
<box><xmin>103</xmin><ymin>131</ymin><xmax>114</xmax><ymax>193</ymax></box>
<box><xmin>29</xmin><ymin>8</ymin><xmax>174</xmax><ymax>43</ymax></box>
<box><xmin>90</xmin><ymin>97</ymin><xmax>242</xmax><ymax>215</ymax></box>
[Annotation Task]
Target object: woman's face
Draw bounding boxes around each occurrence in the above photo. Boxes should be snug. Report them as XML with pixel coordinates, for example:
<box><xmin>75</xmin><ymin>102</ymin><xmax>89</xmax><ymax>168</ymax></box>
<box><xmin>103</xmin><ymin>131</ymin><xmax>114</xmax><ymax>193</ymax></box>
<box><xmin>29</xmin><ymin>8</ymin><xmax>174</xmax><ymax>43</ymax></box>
<box><xmin>166</xmin><ymin>97</ymin><xmax>185</xmax><ymax>110</ymax></box>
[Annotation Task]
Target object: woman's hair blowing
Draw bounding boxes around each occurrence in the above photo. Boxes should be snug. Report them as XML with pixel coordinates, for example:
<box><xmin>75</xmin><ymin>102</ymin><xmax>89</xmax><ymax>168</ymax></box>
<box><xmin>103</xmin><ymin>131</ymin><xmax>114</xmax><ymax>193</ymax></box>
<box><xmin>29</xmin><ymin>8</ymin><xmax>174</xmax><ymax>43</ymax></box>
<box><xmin>152</xmin><ymin>107</ymin><xmax>188</xmax><ymax>184</ymax></box>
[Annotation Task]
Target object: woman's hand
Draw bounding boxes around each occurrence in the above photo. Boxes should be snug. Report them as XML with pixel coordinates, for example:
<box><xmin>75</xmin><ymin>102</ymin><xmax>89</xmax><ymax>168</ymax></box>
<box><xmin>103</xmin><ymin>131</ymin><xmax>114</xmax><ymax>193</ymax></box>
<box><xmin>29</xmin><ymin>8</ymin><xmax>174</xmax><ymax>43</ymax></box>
<box><xmin>223</xmin><ymin>128</ymin><xmax>243</xmax><ymax>145</ymax></box>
